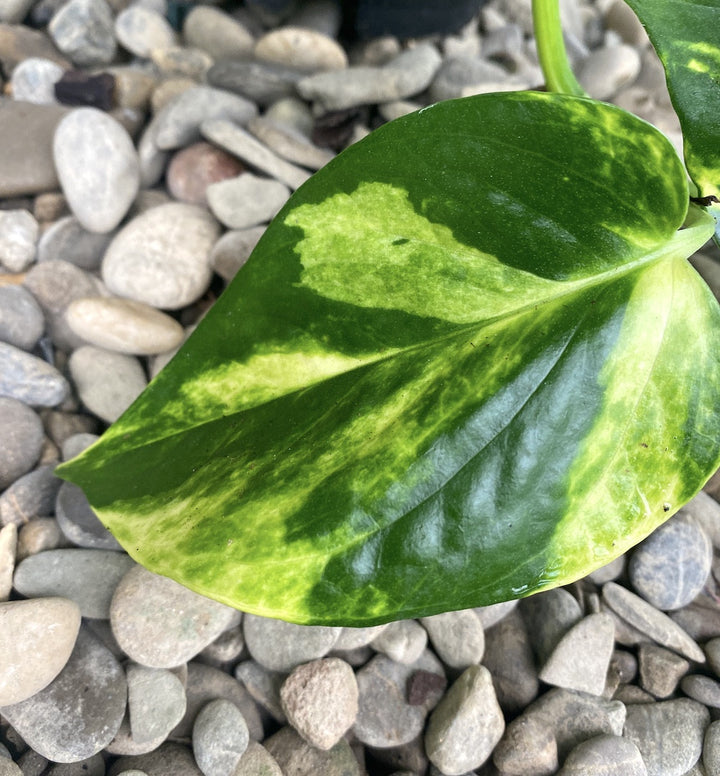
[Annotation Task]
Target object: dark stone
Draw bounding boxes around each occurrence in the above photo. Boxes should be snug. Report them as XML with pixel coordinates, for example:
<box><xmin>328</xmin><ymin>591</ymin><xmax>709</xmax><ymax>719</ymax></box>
<box><xmin>54</xmin><ymin>70</ymin><xmax>115</xmax><ymax>111</ymax></box>
<box><xmin>407</xmin><ymin>670</ymin><xmax>447</xmax><ymax>706</ymax></box>
<box><xmin>312</xmin><ymin>108</ymin><xmax>365</xmax><ymax>151</ymax></box>
<box><xmin>351</xmin><ymin>0</ymin><xmax>485</xmax><ymax>38</ymax></box>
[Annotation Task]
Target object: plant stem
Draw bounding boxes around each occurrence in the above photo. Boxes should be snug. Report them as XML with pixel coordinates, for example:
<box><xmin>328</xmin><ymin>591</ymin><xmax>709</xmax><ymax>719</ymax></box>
<box><xmin>532</xmin><ymin>0</ymin><xmax>588</xmax><ymax>98</ymax></box>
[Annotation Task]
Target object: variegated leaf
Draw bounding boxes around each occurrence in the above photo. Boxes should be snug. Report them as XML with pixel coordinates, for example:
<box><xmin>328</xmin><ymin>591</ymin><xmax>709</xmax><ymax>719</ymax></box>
<box><xmin>57</xmin><ymin>93</ymin><xmax>720</xmax><ymax>625</ymax></box>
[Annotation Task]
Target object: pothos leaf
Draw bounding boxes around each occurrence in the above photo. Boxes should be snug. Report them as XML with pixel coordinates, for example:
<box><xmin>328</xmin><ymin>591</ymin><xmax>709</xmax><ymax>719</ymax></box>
<box><xmin>624</xmin><ymin>0</ymin><xmax>720</xmax><ymax>203</ymax></box>
<box><xmin>57</xmin><ymin>93</ymin><xmax>720</xmax><ymax>625</ymax></box>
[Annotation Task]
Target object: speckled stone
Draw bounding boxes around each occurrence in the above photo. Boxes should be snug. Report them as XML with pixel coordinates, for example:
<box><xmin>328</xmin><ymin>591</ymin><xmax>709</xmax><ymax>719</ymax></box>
<box><xmin>0</xmin><ymin>597</ymin><xmax>80</xmax><ymax>705</ymax></box>
<box><xmin>66</xmin><ymin>297</ymin><xmax>185</xmax><ymax>355</ymax></box>
<box><xmin>639</xmin><ymin>642</ymin><xmax>691</xmax><ymax>699</ymax></box>
<box><xmin>280</xmin><ymin>658</ymin><xmax>358</xmax><ymax>749</ymax></box>
<box><xmin>704</xmin><ymin>721</ymin><xmax>720</xmax><ymax>775</ymax></box>
<box><xmin>425</xmin><ymin>665</ymin><xmax>504</xmax><ymax>775</ymax></box>
<box><xmin>624</xmin><ymin>699</ymin><xmax>709</xmax><ymax>776</ymax></box>
<box><xmin>0</xmin><ymin>342</ymin><xmax>69</xmax><ymax>407</ymax></box>
<box><xmin>235</xmin><ymin>742</ymin><xmax>282</xmax><ymax>776</ymax></box>
<box><xmin>558</xmin><ymin>734</ymin><xmax>647</xmax><ymax>776</ymax></box>
<box><xmin>48</xmin><ymin>0</ymin><xmax>116</xmax><ymax>67</ymax></box>
<box><xmin>264</xmin><ymin>726</ymin><xmax>362</xmax><ymax>776</ymax></box>
<box><xmin>55</xmin><ymin>480</ymin><xmax>123</xmax><ymax>550</ymax></box>
<box><xmin>421</xmin><ymin>609</ymin><xmax>485</xmax><ymax>669</ymax></box>
<box><xmin>53</xmin><ymin>107</ymin><xmax>140</xmax><ymax>233</ymax></box>
<box><xmin>0</xmin><ymin>285</ymin><xmax>44</xmax><ymax>351</ymax></box>
<box><xmin>126</xmin><ymin>663</ymin><xmax>186</xmax><ymax>745</ymax></box>
<box><xmin>520</xmin><ymin>588</ymin><xmax>583</xmax><ymax>664</ymax></box>
<box><xmin>235</xmin><ymin>660</ymin><xmax>286</xmax><ymax>724</ymax></box>
<box><xmin>68</xmin><ymin>346</ymin><xmax>147</xmax><ymax>424</ymax></box>
<box><xmin>16</xmin><ymin>517</ymin><xmax>64</xmax><ymax>562</ymax></box>
<box><xmin>629</xmin><ymin>518</ymin><xmax>712</xmax><ymax>610</ymax></box>
<box><xmin>1</xmin><ymin>626</ymin><xmax>125</xmax><ymax>762</ymax></box>
<box><xmin>493</xmin><ymin>714</ymin><xmax>558</xmax><ymax>776</ymax></box>
<box><xmin>102</xmin><ymin>203</ymin><xmax>220</xmax><ymax>310</ymax></box>
<box><xmin>681</xmin><ymin>674</ymin><xmax>720</xmax><ymax>708</ymax></box>
<box><xmin>193</xmin><ymin>699</ymin><xmax>250</xmax><ymax>776</ymax></box>
<box><xmin>370</xmin><ymin>617</ymin><xmax>428</xmax><ymax>664</ymax></box>
<box><xmin>0</xmin><ymin>209</ymin><xmax>38</xmax><ymax>272</ymax></box>
<box><xmin>110</xmin><ymin>565</ymin><xmax>239</xmax><ymax>668</ymax></box>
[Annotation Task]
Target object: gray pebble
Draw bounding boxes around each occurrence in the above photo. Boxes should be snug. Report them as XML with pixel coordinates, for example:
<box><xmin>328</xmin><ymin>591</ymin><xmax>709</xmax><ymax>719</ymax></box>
<box><xmin>153</xmin><ymin>86</ymin><xmax>257</xmax><ymax>151</ymax></box>
<box><xmin>681</xmin><ymin>491</ymin><xmax>720</xmax><ymax>549</ymax></box>
<box><xmin>23</xmin><ymin>259</ymin><xmax>104</xmax><ymax>351</ymax></box>
<box><xmin>0</xmin><ymin>342</ymin><xmax>69</xmax><ymax>407</ymax></box>
<box><xmin>0</xmin><ymin>596</ymin><xmax>80</xmax><ymax>706</ymax></box>
<box><xmin>102</xmin><ymin>203</ymin><xmax>220</xmax><ymax>310</ymax></box>
<box><xmin>37</xmin><ymin>216</ymin><xmax>112</xmax><ymax>270</ymax></box>
<box><xmin>66</xmin><ymin>297</ymin><xmax>185</xmax><ymax>356</ymax></box>
<box><xmin>602</xmin><ymin>582</ymin><xmax>705</xmax><ymax>662</ymax></box>
<box><xmin>369</xmin><ymin>618</ymin><xmax>427</xmax><ymax>664</ymax></box>
<box><xmin>202</xmin><ymin>118</ymin><xmax>310</xmax><ymax>190</ymax></box>
<box><xmin>579</xmin><ymin>44</ymin><xmax>641</xmax><ymax>100</ymax></box>
<box><xmin>0</xmin><ymin>0</ymin><xmax>35</xmax><ymax>23</ymax></box>
<box><xmin>681</xmin><ymin>674</ymin><xmax>720</xmax><ymax>708</ymax></box>
<box><xmin>704</xmin><ymin>720</ymin><xmax>720</xmax><ymax>775</ymax></box>
<box><xmin>108</xmin><ymin>742</ymin><xmax>203</xmax><ymax>776</ymax></box>
<box><xmin>354</xmin><ymin>650</ymin><xmax>445</xmax><ymax>748</ymax></box>
<box><xmin>243</xmin><ymin>614</ymin><xmax>340</xmax><ymax>672</ymax></box>
<box><xmin>671</xmin><ymin>600</ymin><xmax>720</xmax><ymax>642</ymax></box>
<box><xmin>0</xmin><ymin>464</ymin><xmax>60</xmax><ymax>526</ymax></box>
<box><xmin>106</xmin><ymin>717</ymin><xmax>173</xmax><ymax>758</ymax></box>
<box><xmin>420</xmin><ymin>609</ymin><xmax>485</xmax><ymax>669</ymax></box>
<box><xmin>298</xmin><ymin>43</ymin><xmax>442</xmax><ymax>110</ymax></box>
<box><xmin>207</xmin><ymin>60</ymin><xmax>303</xmax><ymax>107</ymax></box>
<box><xmin>46</xmin><ymin>754</ymin><xmax>106</xmax><ymax>776</ymax></box>
<box><xmin>0</xmin><ymin>284</ymin><xmax>44</xmax><ymax>351</ymax></box>
<box><xmin>638</xmin><ymin>643</ymin><xmax>690</xmax><ymax>698</ymax></box>
<box><xmin>48</xmin><ymin>0</ymin><xmax>116</xmax><ymax>67</ymax></box>
<box><xmin>182</xmin><ymin>6</ymin><xmax>254</xmax><ymax>60</ymax></box>
<box><xmin>110</xmin><ymin>565</ymin><xmax>238</xmax><ymax>668</ymax></box>
<box><xmin>13</xmin><ymin>548</ymin><xmax>135</xmax><ymax>618</ymax></box>
<box><xmin>1</xmin><ymin>626</ymin><xmax>126</xmax><ymax>762</ymax></box>
<box><xmin>206</xmin><ymin>172</ymin><xmax>290</xmax><ymax>229</ymax></box>
<box><xmin>333</xmin><ymin>624</ymin><xmax>388</xmax><ymax>651</ymax></box>
<box><xmin>210</xmin><ymin>227</ymin><xmax>267</xmax><ymax>282</ymax></box>
<box><xmin>624</xmin><ymin>698</ymin><xmax>709</xmax><ymax>776</ymax></box>
<box><xmin>264</xmin><ymin>726</ymin><xmax>362</xmax><ymax>776</ymax></box>
<box><xmin>10</xmin><ymin>57</ymin><xmax>63</xmax><ymax>104</ymax></box>
<box><xmin>55</xmin><ymin>479</ymin><xmax>122</xmax><ymax>550</ymax></box>
<box><xmin>193</xmin><ymin>699</ymin><xmax>249</xmax><ymax>776</ymax></box>
<box><xmin>254</xmin><ymin>26</ymin><xmax>347</xmax><ymax>72</ymax></box>
<box><xmin>235</xmin><ymin>742</ymin><xmax>282</xmax><ymax>776</ymax></box>
<box><xmin>429</xmin><ymin>55</ymin><xmax>511</xmax><ymax>102</ymax></box>
<box><xmin>115</xmin><ymin>6</ymin><xmax>177</xmax><ymax>59</ymax></box>
<box><xmin>172</xmin><ymin>662</ymin><xmax>263</xmax><ymax>741</ymax></box>
<box><xmin>0</xmin><ymin>761</ymin><xmax>22</xmax><ymax>776</ymax></box>
<box><xmin>539</xmin><ymin>613</ymin><xmax>615</xmax><ymax>696</ymax></box>
<box><xmin>0</xmin><ymin>209</ymin><xmax>38</xmax><ymax>272</ymax></box>
<box><xmin>425</xmin><ymin>665</ymin><xmax>504</xmax><ymax>774</ymax></box>
<box><xmin>589</xmin><ymin>555</ymin><xmax>626</xmax><ymax>585</ymax></box>
<box><xmin>483</xmin><ymin>606</ymin><xmax>539</xmax><ymax>714</ymax></box>
<box><xmin>558</xmin><ymin>734</ymin><xmax>647</xmax><ymax>776</ymax></box>
<box><xmin>53</xmin><ymin>108</ymin><xmax>140</xmax><ymax>234</ymax></box>
<box><xmin>629</xmin><ymin>518</ymin><xmax>712</xmax><ymax>610</ymax></box>
<box><xmin>520</xmin><ymin>587</ymin><xmax>583</xmax><ymax>664</ymax></box>
<box><xmin>136</xmin><ymin>115</ymin><xmax>170</xmax><ymax>189</ymax></box>
<box><xmin>493</xmin><ymin>715</ymin><xmax>558</xmax><ymax>776</ymax></box>
<box><xmin>474</xmin><ymin>599</ymin><xmax>518</xmax><ymax>629</ymax></box>
<box><xmin>126</xmin><ymin>663</ymin><xmax>186</xmax><ymax>745</ymax></box>
<box><xmin>16</xmin><ymin>749</ymin><xmax>49</xmax><ymax>776</ymax></box>
<box><xmin>234</xmin><ymin>660</ymin><xmax>287</xmax><ymax>723</ymax></box>
<box><xmin>199</xmin><ymin>624</ymin><xmax>246</xmax><ymax>667</ymax></box>
<box><xmin>68</xmin><ymin>345</ymin><xmax>147</xmax><ymax>424</ymax></box>
<box><xmin>280</xmin><ymin>658</ymin><xmax>358</xmax><ymax>749</ymax></box>
<box><xmin>16</xmin><ymin>517</ymin><xmax>65</xmax><ymax>562</ymax></box>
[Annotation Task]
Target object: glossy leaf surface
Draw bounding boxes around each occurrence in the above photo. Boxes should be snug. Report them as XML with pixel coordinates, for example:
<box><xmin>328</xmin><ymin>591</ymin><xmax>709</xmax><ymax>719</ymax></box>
<box><xmin>57</xmin><ymin>93</ymin><xmax>720</xmax><ymax>625</ymax></box>
<box><xmin>625</xmin><ymin>0</ymin><xmax>720</xmax><ymax>201</ymax></box>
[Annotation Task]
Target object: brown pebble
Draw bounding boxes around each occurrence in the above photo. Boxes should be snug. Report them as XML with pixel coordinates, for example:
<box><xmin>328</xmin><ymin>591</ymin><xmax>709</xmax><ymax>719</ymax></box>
<box><xmin>166</xmin><ymin>141</ymin><xmax>244</xmax><ymax>205</ymax></box>
<box><xmin>407</xmin><ymin>670</ymin><xmax>447</xmax><ymax>706</ymax></box>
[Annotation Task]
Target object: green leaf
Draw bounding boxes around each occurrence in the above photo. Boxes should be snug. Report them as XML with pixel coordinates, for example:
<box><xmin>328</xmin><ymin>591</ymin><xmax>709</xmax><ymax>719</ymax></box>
<box><xmin>57</xmin><ymin>93</ymin><xmax>720</xmax><ymax>625</ymax></box>
<box><xmin>624</xmin><ymin>0</ymin><xmax>720</xmax><ymax>200</ymax></box>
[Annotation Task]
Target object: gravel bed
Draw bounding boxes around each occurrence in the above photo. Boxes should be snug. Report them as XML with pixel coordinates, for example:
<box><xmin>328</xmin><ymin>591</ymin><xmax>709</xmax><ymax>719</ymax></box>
<box><xmin>1</xmin><ymin>0</ymin><xmax>720</xmax><ymax>774</ymax></box>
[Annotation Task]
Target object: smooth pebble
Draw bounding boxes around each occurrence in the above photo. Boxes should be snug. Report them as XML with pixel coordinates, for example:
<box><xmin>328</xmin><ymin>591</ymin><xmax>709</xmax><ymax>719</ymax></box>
<box><xmin>10</xmin><ymin>57</ymin><xmax>62</xmax><ymax>104</ymax></box>
<box><xmin>0</xmin><ymin>464</ymin><xmax>61</xmax><ymax>526</ymax></box>
<box><xmin>234</xmin><ymin>660</ymin><xmax>287</xmax><ymax>723</ymax></box>
<box><xmin>254</xmin><ymin>26</ymin><xmax>347</xmax><ymax>72</ymax></box>
<box><xmin>55</xmin><ymin>480</ymin><xmax>123</xmax><ymax>550</ymax></box>
<box><xmin>370</xmin><ymin>617</ymin><xmax>428</xmax><ymax>664</ymax></box>
<box><xmin>210</xmin><ymin>227</ymin><xmax>265</xmax><ymax>281</ymax></box>
<box><xmin>192</xmin><ymin>699</ymin><xmax>250</xmax><ymax>776</ymax></box>
<box><xmin>235</xmin><ymin>742</ymin><xmax>282</xmax><ymax>776</ymax></box>
<box><xmin>0</xmin><ymin>342</ymin><xmax>69</xmax><ymax>407</ymax></box>
<box><xmin>69</xmin><ymin>345</ymin><xmax>147</xmax><ymax>424</ymax></box>
<box><xmin>115</xmin><ymin>6</ymin><xmax>177</xmax><ymax>59</ymax></box>
<box><xmin>493</xmin><ymin>715</ymin><xmax>558</xmax><ymax>776</ymax></box>
<box><xmin>0</xmin><ymin>397</ymin><xmax>44</xmax><ymax>489</ymax></box>
<box><xmin>579</xmin><ymin>43</ymin><xmax>642</xmax><ymax>99</ymax></box>
<box><xmin>0</xmin><ymin>597</ymin><xmax>80</xmax><ymax>706</ymax></box>
<box><xmin>126</xmin><ymin>663</ymin><xmax>187</xmax><ymax>745</ymax></box>
<box><xmin>167</xmin><ymin>142</ymin><xmax>244</xmax><ymax>205</ymax></box>
<box><xmin>206</xmin><ymin>59</ymin><xmax>303</xmax><ymax>107</ymax></box>
<box><xmin>681</xmin><ymin>674</ymin><xmax>720</xmax><ymax>708</ymax></box>
<box><xmin>183</xmin><ymin>6</ymin><xmax>254</xmax><ymax>60</ymax></box>
<box><xmin>0</xmin><ymin>285</ymin><xmax>44</xmax><ymax>351</ymax></box>
<box><xmin>47</xmin><ymin>0</ymin><xmax>116</xmax><ymax>67</ymax></box>
<box><xmin>102</xmin><ymin>203</ymin><xmax>220</xmax><ymax>310</ymax></box>
<box><xmin>558</xmin><ymin>734</ymin><xmax>647</xmax><ymax>776</ymax></box>
<box><xmin>53</xmin><ymin>107</ymin><xmax>140</xmax><ymax>234</ymax></box>
<box><xmin>264</xmin><ymin>726</ymin><xmax>362</xmax><ymax>776</ymax></box>
<box><xmin>110</xmin><ymin>565</ymin><xmax>239</xmax><ymax>668</ymax></box>
<box><xmin>421</xmin><ymin>609</ymin><xmax>485</xmax><ymax>669</ymax></box>
<box><xmin>206</xmin><ymin>173</ymin><xmax>290</xmax><ymax>229</ymax></box>
<box><xmin>13</xmin><ymin>549</ymin><xmax>135</xmax><ymax>619</ymax></box>
<box><xmin>1</xmin><ymin>627</ymin><xmax>126</xmax><ymax>762</ymax></box>
<box><xmin>0</xmin><ymin>209</ymin><xmax>38</xmax><ymax>272</ymax></box>
<box><xmin>247</xmin><ymin>115</ymin><xmax>334</xmax><ymax>170</ymax></box>
<box><xmin>66</xmin><ymin>297</ymin><xmax>185</xmax><ymax>356</ymax></box>
<box><xmin>37</xmin><ymin>216</ymin><xmax>112</xmax><ymax>270</ymax></box>
<box><xmin>704</xmin><ymin>721</ymin><xmax>720</xmax><ymax>775</ymax></box>
<box><xmin>638</xmin><ymin>643</ymin><xmax>690</xmax><ymax>698</ymax></box>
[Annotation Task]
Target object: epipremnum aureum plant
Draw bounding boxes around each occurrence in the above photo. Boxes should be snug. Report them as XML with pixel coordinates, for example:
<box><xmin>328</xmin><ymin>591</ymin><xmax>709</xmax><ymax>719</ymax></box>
<box><xmin>57</xmin><ymin>0</ymin><xmax>720</xmax><ymax>625</ymax></box>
